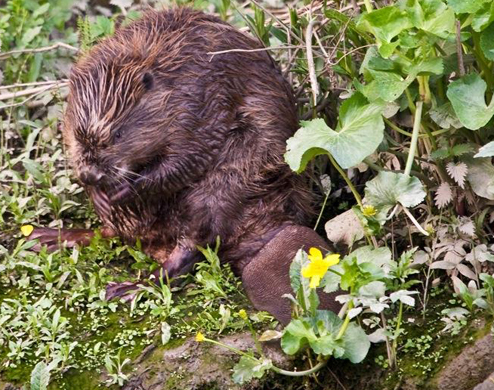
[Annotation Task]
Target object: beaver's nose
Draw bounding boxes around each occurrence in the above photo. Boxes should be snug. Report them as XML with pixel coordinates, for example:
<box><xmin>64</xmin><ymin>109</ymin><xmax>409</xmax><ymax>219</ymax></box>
<box><xmin>79</xmin><ymin>167</ymin><xmax>104</xmax><ymax>186</ymax></box>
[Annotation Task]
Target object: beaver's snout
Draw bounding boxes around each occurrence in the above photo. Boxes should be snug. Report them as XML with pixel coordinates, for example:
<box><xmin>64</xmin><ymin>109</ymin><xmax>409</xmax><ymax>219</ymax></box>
<box><xmin>79</xmin><ymin>166</ymin><xmax>104</xmax><ymax>186</ymax></box>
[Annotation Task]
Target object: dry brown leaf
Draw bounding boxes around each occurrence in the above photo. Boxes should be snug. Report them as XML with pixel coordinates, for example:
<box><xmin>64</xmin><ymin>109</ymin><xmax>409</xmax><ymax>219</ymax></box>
<box><xmin>446</xmin><ymin>162</ymin><xmax>468</xmax><ymax>188</ymax></box>
<box><xmin>435</xmin><ymin>182</ymin><xmax>453</xmax><ymax>208</ymax></box>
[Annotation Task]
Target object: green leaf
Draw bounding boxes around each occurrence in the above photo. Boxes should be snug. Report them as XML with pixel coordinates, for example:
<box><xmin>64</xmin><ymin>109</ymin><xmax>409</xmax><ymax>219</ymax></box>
<box><xmin>30</xmin><ymin>361</ymin><xmax>50</xmax><ymax>390</ymax></box>
<box><xmin>284</xmin><ymin>93</ymin><xmax>384</xmax><ymax>171</ymax></box>
<box><xmin>232</xmin><ymin>356</ymin><xmax>272</xmax><ymax>384</ymax></box>
<box><xmin>447</xmin><ymin>0</ymin><xmax>490</xmax><ymax>14</ymax></box>
<box><xmin>357</xmin><ymin>6</ymin><xmax>413</xmax><ymax>57</ymax></box>
<box><xmin>480</xmin><ymin>22</ymin><xmax>494</xmax><ymax>61</ymax></box>
<box><xmin>475</xmin><ymin>141</ymin><xmax>494</xmax><ymax>158</ymax></box>
<box><xmin>22</xmin><ymin>26</ymin><xmax>42</xmax><ymax>46</ymax></box>
<box><xmin>365</xmin><ymin>70</ymin><xmax>412</xmax><ymax>101</ymax></box>
<box><xmin>447</xmin><ymin>73</ymin><xmax>494</xmax><ymax>130</ymax></box>
<box><xmin>281</xmin><ymin>318</ymin><xmax>317</xmax><ymax>354</ymax></box>
<box><xmin>404</xmin><ymin>0</ymin><xmax>455</xmax><ymax>38</ymax></box>
<box><xmin>341</xmin><ymin>322</ymin><xmax>371</xmax><ymax>363</ymax></box>
<box><xmin>364</xmin><ymin>171</ymin><xmax>426</xmax><ymax>209</ymax></box>
<box><xmin>429</xmin><ymin>102</ymin><xmax>462</xmax><ymax>129</ymax></box>
<box><xmin>472</xmin><ymin>2</ymin><xmax>494</xmax><ymax>31</ymax></box>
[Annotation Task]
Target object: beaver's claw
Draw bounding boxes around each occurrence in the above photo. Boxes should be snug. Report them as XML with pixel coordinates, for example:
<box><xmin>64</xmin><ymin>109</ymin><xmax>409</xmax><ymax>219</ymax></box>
<box><xmin>105</xmin><ymin>281</ymin><xmax>141</xmax><ymax>302</ymax></box>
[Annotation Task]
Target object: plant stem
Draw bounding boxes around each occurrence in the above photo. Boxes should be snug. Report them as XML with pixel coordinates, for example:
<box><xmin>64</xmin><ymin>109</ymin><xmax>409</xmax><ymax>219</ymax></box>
<box><xmin>336</xmin><ymin>301</ymin><xmax>354</xmax><ymax>340</ymax></box>
<box><xmin>314</xmin><ymin>189</ymin><xmax>330</xmax><ymax>230</ymax></box>
<box><xmin>391</xmin><ymin>301</ymin><xmax>404</xmax><ymax>368</ymax></box>
<box><xmin>402</xmin><ymin>206</ymin><xmax>429</xmax><ymax>236</ymax></box>
<box><xmin>363</xmin><ymin>0</ymin><xmax>373</xmax><ymax>13</ymax></box>
<box><xmin>272</xmin><ymin>360</ymin><xmax>328</xmax><ymax>376</ymax></box>
<box><xmin>203</xmin><ymin>338</ymin><xmax>254</xmax><ymax>359</ymax></box>
<box><xmin>328</xmin><ymin>153</ymin><xmax>363</xmax><ymax>209</ymax></box>
<box><xmin>404</xmin><ymin>100</ymin><xmax>423</xmax><ymax>177</ymax></box>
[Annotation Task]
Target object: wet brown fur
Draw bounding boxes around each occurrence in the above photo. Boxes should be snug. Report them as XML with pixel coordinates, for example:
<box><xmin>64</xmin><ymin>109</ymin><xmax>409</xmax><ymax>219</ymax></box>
<box><xmin>64</xmin><ymin>8</ymin><xmax>315</xmax><ymax>278</ymax></box>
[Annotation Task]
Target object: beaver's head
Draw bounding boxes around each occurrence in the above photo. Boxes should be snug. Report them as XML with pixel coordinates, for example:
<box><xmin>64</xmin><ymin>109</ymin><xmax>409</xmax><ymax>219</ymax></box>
<box><xmin>64</xmin><ymin>11</ymin><xmax>231</xmax><ymax>206</ymax></box>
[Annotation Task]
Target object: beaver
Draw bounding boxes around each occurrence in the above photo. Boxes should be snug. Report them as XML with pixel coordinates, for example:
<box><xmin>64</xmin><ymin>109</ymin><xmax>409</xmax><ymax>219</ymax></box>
<box><xmin>31</xmin><ymin>8</ymin><xmax>339</xmax><ymax>323</ymax></box>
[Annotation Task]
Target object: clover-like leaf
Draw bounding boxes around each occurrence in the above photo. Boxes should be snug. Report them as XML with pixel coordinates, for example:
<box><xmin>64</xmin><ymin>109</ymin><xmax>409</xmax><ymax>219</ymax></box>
<box><xmin>364</xmin><ymin>171</ymin><xmax>426</xmax><ymax>209</ymax></box>
<box><xmin>284</xmin><ymin>93</ymin><xmax>384</xmax><ymax>171</ymax></box>
<box><xmin>447</xmin><ymin>73</ymin><xmax>494</xmax><ymax>130</ymax></box>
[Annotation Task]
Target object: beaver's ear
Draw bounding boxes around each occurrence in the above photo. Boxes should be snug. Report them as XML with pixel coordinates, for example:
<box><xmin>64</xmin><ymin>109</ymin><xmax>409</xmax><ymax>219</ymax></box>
<box><xmin>142</xmin><ymin>72</ymin><xmax>154</xmax><ymax>91</ymax></box>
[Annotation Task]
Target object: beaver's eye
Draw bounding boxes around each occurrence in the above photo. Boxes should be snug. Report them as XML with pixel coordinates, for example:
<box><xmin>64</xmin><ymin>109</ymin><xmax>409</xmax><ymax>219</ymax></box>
<box><xmin>115</xmin><ymin>130</ymin><xmax>122</xmax><ymax>139</ymax></box>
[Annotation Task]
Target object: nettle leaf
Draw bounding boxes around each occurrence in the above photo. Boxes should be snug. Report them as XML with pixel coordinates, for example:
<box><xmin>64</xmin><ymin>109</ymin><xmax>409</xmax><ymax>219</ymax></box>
<box><xmin>435</xmin><ymin>182</ymin><xmax>453</xmax><ymax>208</ymax></box>
<box><xmin>447</xmin><ymin>73</ymin><xmax>494</xmax><ymax>130</ymax></box>
<box><xmin>447</xmin><ymin>0</ymin><xmax>490</xmax><ymax>14</ymax></box>
<box><xmin>30</xmin><ymin>361</ymin><xmax>50</xmax><ymax>390</ymax></box>
<box><xmin>357</xmin><ymin>6</ymin><xmax>413</xmax><ymax>57</ymax></box>
<box><xmin>466</xmin><ymin>158</ymin><xmax>494</xmax><ymax>200</ymax></box>
<box><xmin>232</xmin><ymin>356</ymin><xmax>272</xmax><ymax>384</ymax></box>
<box><xmin>475</xmin><ymin>141</ymin><xmax>494</xmax><ymax>158</ymax></box>
<box><xmin>284</xmin><ymin>93</ymin><xmax>384</xmax><ymax>171</ymax></box>
<box><xmin>446</xmin><ymin>162</ymin><xmax>468</xmax><ymax>188</ymax></box>
<box><xmin>480</xmin><ymin>22</ymin><xmax>494</xmax><ymax>61</ymax></box>
<box><xmin>364</xmin><ymin>171</ymin><xmax>426</xmax><ymax>209</ymax></box>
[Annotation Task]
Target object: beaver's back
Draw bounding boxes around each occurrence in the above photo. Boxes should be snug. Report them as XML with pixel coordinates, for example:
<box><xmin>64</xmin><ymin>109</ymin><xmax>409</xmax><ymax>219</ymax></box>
<box><xmin>64</xmin><ymin>8</ymin><xmax>314</xmax><ymax>273</ymax></box>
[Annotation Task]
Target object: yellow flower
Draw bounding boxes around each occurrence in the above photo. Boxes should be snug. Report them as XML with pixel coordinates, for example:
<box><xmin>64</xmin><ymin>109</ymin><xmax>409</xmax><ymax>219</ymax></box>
<box><xmin>238</xmin><ymin>309</ymin><xmax>248</xmax><ymax>320</ymax></box>
<box><xmin>362</xmin><ymin>205</ymin><xmax>377</xmax><ymax>217</ymax></box>
<box><xmin>20</xmin><ymin>225</ymin><xmax>34</xmax><ymax>237</ymax></box>
<box><xmin>195</xmin><ymin>332</ymin><xmax>205</xmax><ymax>342</ymax></box>
<box><xmin>302</xmin><ymin>248</ymin><xmax>340</xmax><ymax>289</ymax></box>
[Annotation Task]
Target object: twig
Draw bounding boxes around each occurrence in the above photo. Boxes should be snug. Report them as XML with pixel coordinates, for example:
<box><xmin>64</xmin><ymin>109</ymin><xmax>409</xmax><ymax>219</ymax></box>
<box><xmin>207</xmin><ymin>45</ymin><xmax>318</xmax><ymax>57</ymax></box>
<box><xmin>402</xmin><ymin>206</ymin><xmax>429</xmax><ymax>236</ymax></box>
<box><xmin>0</xmin><ymin>83</ymin><xmax>68</xmax><ymax>101</ymax></box>
<box><xmin>0</xmin><ymin>79</ymin><xmax>69</xmax><ymax>91</ymax></box>
<box><xmin>306</xmin><ymin>18</ymin><xmax>319</xmax><ymax>105</ymax></box>
<box><xmin>0</xmin><ymin>83</ymin><xmax>67</xmax><ymax>110</ymax></box>
<box><xmin>0</xmin><ymin>42</ymin><xmax>78</xmax><ymax>60</ymax></box>
<box><xmin>456</xmin><ymin>20</ymin><xmax>465</xmax><ymax>76</ymax></box>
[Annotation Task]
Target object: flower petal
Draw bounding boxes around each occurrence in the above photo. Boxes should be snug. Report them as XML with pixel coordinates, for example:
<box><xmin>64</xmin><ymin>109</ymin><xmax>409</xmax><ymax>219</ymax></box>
<box><xmin>302</xmin><ymin>265</ymin><xmax>313</xmax><ymax>278</ymax></box>
<box><xmin>308</xmin><ymin>247</ymin><xmax>322</xmax><ymax>262</ymax></box>
<box><xmin>309</xmin><ymin>275</ymin><xmax>321</xmax><ymax>288</ymax></box>
<box><xmin>323</xmin><ymin>254</ymin><xmax>340</xmax><ymax>267</ymax></box>
<box><xmin>20</xmin><ymin>225</ymin><xmax>34</xmax><ymax>237</ymax></box>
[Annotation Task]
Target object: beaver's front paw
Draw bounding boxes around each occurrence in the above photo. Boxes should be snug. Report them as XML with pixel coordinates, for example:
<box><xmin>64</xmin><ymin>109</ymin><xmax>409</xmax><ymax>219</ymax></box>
<box><xmin>27</xmin><ymin>227</ymin><xmax>94</xmax><ymax>252</ymax></box>
<box><xmin>105</xmin><ymin>281</ymin><xmax>141</xmax><ymax>302</ymax></box>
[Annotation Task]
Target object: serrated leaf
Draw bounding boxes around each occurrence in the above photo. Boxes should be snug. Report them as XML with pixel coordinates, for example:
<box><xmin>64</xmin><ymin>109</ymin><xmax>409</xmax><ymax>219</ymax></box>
<box><xmin>451</xmin><ymin>144</ymin><xmax>474</xmax><ymax>157</ymax></box>
<box><xmin>458</xmin><ymin>218</ymin><xmax>476</xmax><ymax>237</ymax></box>
<box><xmin>365</xmin><ymin>171</ymin><xmax>426</xmax><ymax>209</ymax></box>
<box><xmin>475</xmin><ymin>141</ymin><xmax>494</xmax><ymax>158</ymax></box>
<box><xmin>30</xmin><ymin>361</ymin><xmax>50</xmax><ymax>390</ymax></box>
<box><xmin>446</xmin><ymin>162</ymin><xmax>468</xmax><ymax>188</ymax></box>
<box><xmin>284</xmin><ymin>93</ymin><xmax>384</xmax><ymax>171</ymax></box>
<box><xmin>447</xmin><ymin>73</ymin><xmax>494</xmax><ymax>130</ymax></box>
<box><xmin>435</xmin><ymin>182</ymin><xmax>453</xmax><ymax>208</ymax></box>
<box><xmin>480</xmin><ymin>22</ymin><xmax>494</xmax><ymax>60</ymax></box>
